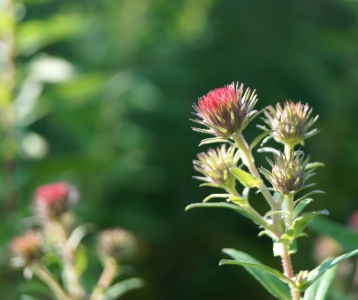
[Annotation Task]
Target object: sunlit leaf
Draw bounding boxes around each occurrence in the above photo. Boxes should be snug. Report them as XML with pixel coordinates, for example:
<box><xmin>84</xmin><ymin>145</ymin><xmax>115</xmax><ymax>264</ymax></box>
<box><xmin>230</xmin><ymin>167</ymin><xmax>262</xmax><ymax>188</ymax></box>
<box><xmin>222</xmin><ymin>249</ymin><xmax>291</xmax><ymax>299</ymax></box>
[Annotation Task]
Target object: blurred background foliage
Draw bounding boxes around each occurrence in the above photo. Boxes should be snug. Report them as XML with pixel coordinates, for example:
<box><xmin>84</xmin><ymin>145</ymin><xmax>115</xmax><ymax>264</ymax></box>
<box><xmin>1</xmin><ymin>0</ymin><xmax>358</xmax><ymax>299</ymax></box>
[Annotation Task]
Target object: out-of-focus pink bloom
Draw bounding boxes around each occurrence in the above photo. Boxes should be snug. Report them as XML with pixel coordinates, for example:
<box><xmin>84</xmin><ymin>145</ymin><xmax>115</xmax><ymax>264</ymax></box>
<box><xmin>34</xmin><ymin>182</ymin><xmax>78</xmax><ymax>219</ymax></box>
<box><xmin>349</xmin><ymin>210</ymin><xmax>358</xmax><ymax>231</ymax></box>
<box><xmin>10</xmin><ymin>230</ymin><xmax>42</xmax><ymax>264</ymax></box>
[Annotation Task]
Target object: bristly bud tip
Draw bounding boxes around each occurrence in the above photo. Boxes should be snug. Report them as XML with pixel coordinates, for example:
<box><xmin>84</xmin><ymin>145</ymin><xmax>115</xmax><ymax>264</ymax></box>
<box><xmin>192</xmin><ymin>82</ymin><xmax>259</xmax><ymax>138</ymax></box>
<box><xmin>261</xmin><ymin>100</ymin><xmax>319</xmax><ymax>148</ymax></box>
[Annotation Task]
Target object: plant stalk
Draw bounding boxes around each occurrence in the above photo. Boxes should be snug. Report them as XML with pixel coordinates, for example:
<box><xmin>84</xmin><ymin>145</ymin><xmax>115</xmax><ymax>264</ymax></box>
<box><xmin>31</xmin><ymin>263</ymin><xmax>70</xmax><ymax>300</ymax></box>
<box><xmin>280</xmin><ymin>245</ymin><xmax>300</xmax><ymax>300</ymax></box>
<box><xmin>90</xmin><ymin>257</ymin><xmax>117</xmax><ymax>300</ymax></box>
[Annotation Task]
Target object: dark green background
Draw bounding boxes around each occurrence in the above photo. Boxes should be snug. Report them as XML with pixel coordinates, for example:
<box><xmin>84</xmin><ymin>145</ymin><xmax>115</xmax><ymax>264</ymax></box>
<box><xmin>1</xmin><ymin>0</ymin><xmax>358</xmax><ymax>299</ymax></box>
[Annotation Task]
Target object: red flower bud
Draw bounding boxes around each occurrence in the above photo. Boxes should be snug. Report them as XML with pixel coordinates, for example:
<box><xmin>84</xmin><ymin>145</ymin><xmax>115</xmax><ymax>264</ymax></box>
<box><xmin>34</xmin><ymin>182</ymin><xmax>79</xmax><ymax>219</ymax></box>
<box><xmin>192</xmin><ymin>82</ymin><xmax>259</xmax><ymax>138</ymax></box>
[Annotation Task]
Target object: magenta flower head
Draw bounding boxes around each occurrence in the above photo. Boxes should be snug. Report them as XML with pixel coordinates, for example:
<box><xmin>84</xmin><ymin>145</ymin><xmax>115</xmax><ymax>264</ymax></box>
<box><xmin>34</xmin><ymin>182</ymin><xmax>79</xmax><ymax>219</ymax></box>
<box><xmin>192</xmin><ymin>82</ymin><xmax>259</xmax><ymax>138</ymax></box>
<box><xmin>10</xmin><ymin>230</ymin><xmax>42</xmax><ymax>266</ymax></box>
<box><xmin>261</xmin><ymin>101</ymin><xmax>319</xmax><ymax>148</ymax></box>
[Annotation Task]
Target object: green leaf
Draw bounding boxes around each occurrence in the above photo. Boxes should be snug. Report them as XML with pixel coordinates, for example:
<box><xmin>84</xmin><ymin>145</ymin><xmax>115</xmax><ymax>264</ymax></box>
<box><xmin>221</xmin><ymin>249</ymin><xmax>292</xmax><ymax>300</ymax></box>
<box><xmin>292</xmin><ymin>198</ymin><xmax>313</xmax><ymax>219</ymax></box>
<box><xmin>199</xmin><ymin>137</ymin><xmax>234</xmax><ymax>147</ymax></box>
<box><xmin>203</xmin><ymin>193</ymin><xmax>230</xmax><ymax>203</ymax></box>
<box><xmin>303</xmin><ymin>260</ymin><xmax>336</xmax><ymax>300</ymax></box>
<box><xmin>222</xmin><ymin>249</ymin><xmax>291</xmax><ymax>300</ymax></box>
<box><xmin>298</xmin><ymin>249</ymin><xmax>358</xmax><ymax>291</ymax></box>
<box><xmin>308</xmin><ymin>216</ymin><xmax>358</xmax><ymax>251</ymax></box>
<box><xmin>185</xmin><ymin>202</ymin><xmax>266</xmax><ymax>226</ymax></box>
<box><xmin>103</xmin><ymin>278</ymin><xmax>145</xmax><ymax>300</ymax></box>
<box><xmin>230</xmin><ymin>167</ymin><xmax>262</xmax><ymax>188</ymax></box>
<box><xmin>249</xmin><ymin>131</ymin><xmax>273</xmax><ymax>151</ymax></box>
<box><xmin>294</xmin><ymin>190</ymin><xmax>325</xmax><ymax>206</ymax></box>
<box><xmin>277</xmin><ymin>210</ymin><xmax>329</xmax><ymax>246</ymax></box>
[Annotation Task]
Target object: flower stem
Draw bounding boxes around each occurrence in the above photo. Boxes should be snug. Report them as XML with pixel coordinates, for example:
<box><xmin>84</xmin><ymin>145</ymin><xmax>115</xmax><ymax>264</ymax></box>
<box><xmin>233</xmin><ymin>132</ymin><xmax>281</xmax><ymax>237</ymax></box>
<box><xmin>31</xmin><ymin>263</ymin><xmax>70</xmax><ymax>300</ymax></box>
<box><xmin>280</xmin><ymin>245</ymin><xmax>300</xmax><ymax>300</ymax></box>
<box><xmin>225</xmin><ymin>186</ymin><xmax>269</xmax><ymax>228</ymax></box>
<box><xmin>90</xmin><ymin>257</ymin><xmax>117</xmax><ymax>300</ymax></box>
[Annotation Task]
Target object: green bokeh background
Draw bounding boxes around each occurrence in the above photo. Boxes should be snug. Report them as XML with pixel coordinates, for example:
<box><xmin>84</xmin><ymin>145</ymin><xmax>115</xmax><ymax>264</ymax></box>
<box><xmin>1</xmin><ymin>0</ymin><xmax>358</xmax><ymax>299</ymax></box>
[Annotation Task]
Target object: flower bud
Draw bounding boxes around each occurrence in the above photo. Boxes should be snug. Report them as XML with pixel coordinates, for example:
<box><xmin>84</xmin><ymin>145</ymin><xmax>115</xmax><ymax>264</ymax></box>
<box><xmin>34</xmin><ymin>182</ymin><xmax>79</xmax><ymax>219</ymax></box>
<box><xmin>192</xmin><ymin>82</ymin><xmax>258</xmax><ymax>138</ymax></box>
<box><xmin>10</xmin><ymin>230</ymin><xmax>42</xmax><ymax>265</ymax></box>
<box><xmin>193</xmin><ymin>145</ymin><xmax>239</xmax><ymax>189</ymax></box>
<box><xmin>98</xmin><ymin>228</ymin><xmax>136</xmax><ymax>259</ymax></box>
<box><xmin>259</xmin><ymin>150</ymin><xmax>313</xmax><ymax>195</ymax></box>
<box><xmin>261</xmin><ymin>101</ymin><xmax>319</xmax><ymax>147</ymax></box>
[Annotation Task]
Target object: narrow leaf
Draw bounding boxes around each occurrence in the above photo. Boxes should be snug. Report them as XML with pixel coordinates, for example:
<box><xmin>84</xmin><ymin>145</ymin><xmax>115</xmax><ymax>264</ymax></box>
<box><xmin>293</xmin><ymin>198</ymin><xmax>313</xmax><ymax>219</ymax></box>
<box><xmin>203</xmin><ymin>194</ymin><xmax>230</xmax><ymax>203</ymax></box>
<box><xmin>103</xmin><ymin>278</ymin><xmax>144</xmax><ymax>300</ymax></box>
<box><xmin>298</xmin><ymin>249</ymin><xmax>358</xmax><ymax>291</ymax></box>
<box><xmin>257</xmin><ymin>147</ymin><xmax>280</xmax><ymax>156</ymax></box>
<box><xmin>308</xmin><ymin>216</ymin><xmax>358</xmax><ymax>251</ymax></box>
<box><xmin>294</xmin><ymin>191</ymin><xmax>325</xmax><ymax>206</ymax></box>
<box><xmin>220</xmin><ymin>252</ymin><xmax>294</xmax><ymax>291</ymax></box>
<box><xmin>249</xmin><ymin>131</ymin><xmax>273</xmax><ymax>151</ymax></box>
<box><xmin>230</xmin><ymin>167</ymin><xmax>262</xmax><ymax>188</ymax></box>
<box><xmin>185</xmin><ymin>202</ymin><xmax>265</xmax><ymax>226</ymax></box>
<box><xmin>303</xmin><ymin>260</ymin><xmax>336</xmax><ymax>300</ymax></box>
<box><xmin>277</xmin><ymin>210</ymin><xmax>329</xmax><ymax>245</ymax></box>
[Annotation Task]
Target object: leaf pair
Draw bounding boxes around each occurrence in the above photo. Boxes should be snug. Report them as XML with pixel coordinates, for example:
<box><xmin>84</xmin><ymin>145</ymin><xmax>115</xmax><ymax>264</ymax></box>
<box><xmin>221</xmin><ymin>248</ymin><xmax>358</xmax><ymax>299</ymax></box>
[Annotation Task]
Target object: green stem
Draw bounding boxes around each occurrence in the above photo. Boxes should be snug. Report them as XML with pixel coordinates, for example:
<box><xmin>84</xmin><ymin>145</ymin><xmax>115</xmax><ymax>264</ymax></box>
<box><xmin>54</xmin><ymin>221</ymin><xmax>84</xmax><ymax>299</ymax></box>
<box><xmin>31</xmin><ymin>263</ymin><xmax>70</xmax><ymax>300</ymax></box>
<box><xmin>90</xmin><ymin>257</ymin><xmax>117</xmax><ymax>300</ymax></box>
<box><xmin>233</xmin><ymin>132</ymin><xmax>281</xmax><ymax>237</ymax></box>
<box><xmin>285</xmin><ymin>194</ymin><xmax>294</xmax><ymax>227</ymax></box>
<box><xmin>225</xmin><ymin>186</ymin><xmax>269</xmax><ymax>228</ymax></box>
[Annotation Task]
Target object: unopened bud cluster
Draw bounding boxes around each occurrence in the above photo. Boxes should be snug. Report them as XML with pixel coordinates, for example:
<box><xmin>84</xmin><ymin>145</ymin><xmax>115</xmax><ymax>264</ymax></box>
<box><xmin>98</xmin><ymin>227</ymin><xmax>136</xmax><ymax>259</ymax></box>
<box><xmin>193</xmin><ymin>145</ymin><xmax>239</xmax><ymax>189</ymax></box>
<box><xmin>261</xmin><ymin>101</ymin><xmax>319</xmax><ymax>147</ymax></box>
<box><xmin>259</xmin><ymin>150</ymin><xmax>312</xmax><ymax>195</ymax></box>
<box><xmin>10</xmin><ymin>230</ymin><xmax>42</xmax><ymax>265</ymax></box>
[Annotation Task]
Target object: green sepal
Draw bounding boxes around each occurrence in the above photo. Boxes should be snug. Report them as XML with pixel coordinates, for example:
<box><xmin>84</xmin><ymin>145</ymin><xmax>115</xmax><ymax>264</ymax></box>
<box><xmin>199</xmin><ymin>137</ymin><xmax>234</xmax><ymax>147</ymax></box>
<box><xmin>303</xmin><ymin>259</ymin><xmax>337</xmax><ymax>300</ymax></box>
<box><xmin>230</xmin><ymin>167</ymin><xmax>262</xmax><ymax>188</ymax></box>
<box><xmin>249</xmin><ymin>130</ymin><xmax>273</xmax><ymax>151</ymax></box>
<box><xmin>308</xmin><ymin>216</ymin><xmax>358</xmax><ymax>251</ymax></box>
<box><xmin>221</xmin><ymin>249</ymin><xmax>291</xmax><ymax>300</ymax></box>
<box><xmin>297</xmin><ymin>249</ymin><xmax>358</xmax><ymax>291</ymax></box>
<box><xmin>305</xmin><ymin>162</ymin><xmax>325</xmax><ymax>170</ymax></box>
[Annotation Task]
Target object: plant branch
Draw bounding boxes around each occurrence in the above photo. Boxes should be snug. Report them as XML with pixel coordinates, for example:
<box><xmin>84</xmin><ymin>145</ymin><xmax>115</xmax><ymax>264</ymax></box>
<box><xmin>90</xmin><ymin>257</ymin><xmax>117</xmax><ymax>300</ymax></box>
<box><xmin>31</xmin><ymin>263</ymin><xmax>70</xmax><ymax>300</ymax></box>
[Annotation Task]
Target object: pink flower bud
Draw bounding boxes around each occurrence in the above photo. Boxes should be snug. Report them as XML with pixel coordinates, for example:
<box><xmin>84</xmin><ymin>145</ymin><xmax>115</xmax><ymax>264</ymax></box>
<box><xmin>10</xmin><ymin>230</ymin><xmax>42</xmax><ymax>264</ymax></box>
<box><xmin>192</xmin><ymin>82</ymin><xmax>258</xmax><ymax>138</ymax></box>
<box><xmin>34</xmin><ymin>182</ymin><xmax>79</xmax><ymax>219</ymax></box>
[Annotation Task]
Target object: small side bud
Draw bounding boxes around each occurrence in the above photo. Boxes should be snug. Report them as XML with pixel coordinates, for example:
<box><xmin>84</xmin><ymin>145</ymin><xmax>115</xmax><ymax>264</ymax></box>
<box><xmin>261</xmin><ymin>101</ymin><xmax>319</xmax><ymax>148</ymax></box>
<box><xmin>10</xmin><ymin>230</ymin><xmax>42</xmax><ymax>266</ymax></box>
<box><xmin>98</xmin><ymin>228</ymin><xmax>136</xmax><ymax>259</ymax></box>
<box><xmin>193</xmin><ymin>145</ymin><xmax>240</xmax><ymax>189</ymax></box>
<box><xmin>192</xmin><ymin>82</ymin><xmax>259</xmax><ymax>137</ymax></box>
<box><xmin>34</xmin><ymin>182</ymin><xmax>79</xmax><ymax>219</ymax></box>
<box><xmin>259</xmin><ymin>150</ymin><xmax>313</xmax><ymax>195</ymax></box>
